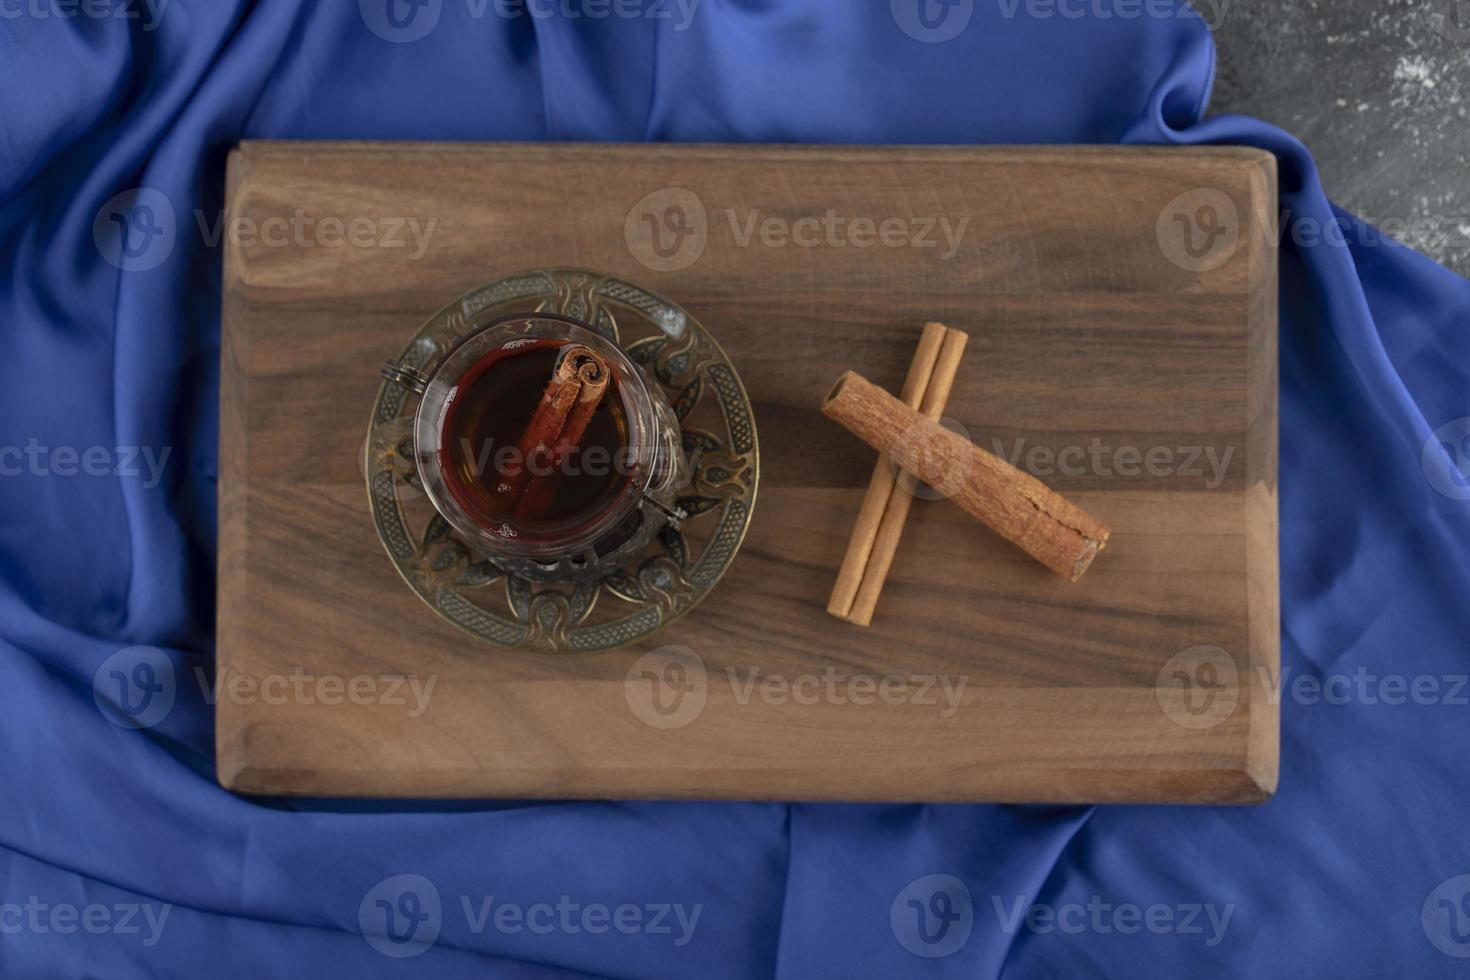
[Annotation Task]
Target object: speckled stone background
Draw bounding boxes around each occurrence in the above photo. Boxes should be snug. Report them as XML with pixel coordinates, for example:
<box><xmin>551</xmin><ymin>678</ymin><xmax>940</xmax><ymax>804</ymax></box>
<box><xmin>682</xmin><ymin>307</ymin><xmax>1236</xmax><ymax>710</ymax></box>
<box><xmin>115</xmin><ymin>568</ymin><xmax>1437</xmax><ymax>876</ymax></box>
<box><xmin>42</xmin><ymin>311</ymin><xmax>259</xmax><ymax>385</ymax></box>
<box><xmin>1208</xmin><ymin>0</ymin><xmax>1470</xmax><ymax>276</ymax></box>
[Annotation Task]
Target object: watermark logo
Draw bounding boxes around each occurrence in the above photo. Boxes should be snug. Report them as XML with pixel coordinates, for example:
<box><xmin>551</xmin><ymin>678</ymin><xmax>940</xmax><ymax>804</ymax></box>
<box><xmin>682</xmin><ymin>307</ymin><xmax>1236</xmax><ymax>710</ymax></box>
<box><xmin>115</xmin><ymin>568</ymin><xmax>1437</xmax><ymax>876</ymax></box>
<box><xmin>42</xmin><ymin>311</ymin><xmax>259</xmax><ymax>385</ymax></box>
<box><xmin>363</xmin><ymin>0</ymin><xmax>700</xmax><ymax>39</ymax></box>
<box><xmin>889</xmin><ymin>418</ymin><xmax>973</xmax><ymax>501</ymax></box>
<box><xmin>0</xmin><ymin>898</ymin><xmax>171</xmax><ymax>946</ymax></box>
<box><xmin>728</xmin><ymin>210</ymin><xmax>969</xmax><ymax>260</ymax></box>
<box><xmin>1430</xmin><ymin>0</ymin><xmax>1470</xmax><ymax>42</ymax></box>
<box><xmin>1166</xmin><ymin>659</ymin><xmax>1468</xmax><ymax>726</ymax></box>
<box><xmin>727</xmin><ymin>667</ymin><xmax>968</xmax><ymax>717</ymax></box>
<box><xmin>195</xmin><ymin>208</ymin><xmax>437</xmax><ymax>257</ymax></box>
<box><xmin>891</xmin><ymin>874</ymin><xmax>974</xmax><ymax>958</ymax></box>
<box><xmin>93</xmin><ymin>188</ymin><xmax>176</xmax><ymax>272</ymax></box>
<box><xmin>990</xmin><ymin>437</ymin><xmax>1235</xmax><ymax>489</ymax></box>
<box><xmin>1156</xmin><ymin>645</ymin><xmax>1239</xmax><ymax>730</ymax></box>
<box><xmin>625</xmin><ymin>188</ymin><xmax>708</xmax><ymax>272</ymax></box>
<box><xmin>1271</xmin><ymin>666</ymin><xmax>1468</xmax><ymax>708</ymax></box>
<box><xmin>0</xmin><ymin>0</ymin><xmax>169</xmax><ymax>31</ymax></box>
<box><xmin>892</xmin><ymin>0</ymin><xmax>974</xmax><ymax>42</ymax></box>
<box><xmin>460</xmin><ymin>894</ymin><xmax>701</xmax><ymax>944</ymax></box>
<box><xmin>1156</xmin><ymin>188</ymin><xmax>1240</xmax><ymax>273</ymax></box>
<box><xmin>995</xmin><ymin>0</ymin><xmax>1229</xmax><ymax>29</ymax></box>
<box><xmin>624</xmin><ymin>190</ymin><xmax>971</xmax><ymax>270</ymax></box>
<box><xmin>195</xmin><ymin>666</ymin><xmax>437</xmax><ymax>717</ymax></box>
<box><xmin>0</xmin><ymin>441</ymin><xmax>171</xmax><ymax>488</ymax></box>
<box><xmin>1423</xmin><ymin>417</ymin><xmax>1470</xmax><ymax>501</ymax></box>
<box><xmin>1423</xmin><ymin>875</ymin><xmax>1470</xmax><ymax>958</ymax></box>
<box><xmin>1184</xmin><ymin>0</ymin><xmax>1229</xmax><ymax>29</ymax></box>
<box><xmin>1282</xmin><ymin>209</ymin><xmax>1470</xmax><ymax>255</ymax></box>
<box><xmin>625</xmin><ymin>646</ymin><xmax>708</xmax><ymax>729</ymax></box>
<box><xmin>359</xmin><ymin>878</ymin><xmax>701</xmax><ymax>954</ymax></box>
<box><xmin>360</xmin><ymin>0</ymin><xmax>441</xmax><ymax>41</ymax></box>
<box><xmin>360</xmin><ymin>874</ymin><xmax>443</xmax><ymax>958</ymax></box>
<box><xmin>487</xmin><ymin>0</ymin><xmax>701</xmax><ymax>28</ymax></box>
<box><xmin>991</xmin><ymin>894</ymin><xmax>1233</xmax><ymax>946</ymax></box>
<box><xmin>92</xmin><ymin>646</ymin><xmax>176</xmax><ymax>730</ymax></box>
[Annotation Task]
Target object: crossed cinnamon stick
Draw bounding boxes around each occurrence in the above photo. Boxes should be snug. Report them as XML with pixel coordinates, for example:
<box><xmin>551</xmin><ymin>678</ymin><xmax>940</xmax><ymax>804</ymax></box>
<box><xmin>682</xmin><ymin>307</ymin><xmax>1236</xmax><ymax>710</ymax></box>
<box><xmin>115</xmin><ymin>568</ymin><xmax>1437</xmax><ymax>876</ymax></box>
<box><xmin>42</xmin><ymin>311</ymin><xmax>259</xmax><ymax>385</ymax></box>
<box><xmin>824</xmin><ymin>323</ymin><xmax>1110</xmax><ymax>626</ymax></box>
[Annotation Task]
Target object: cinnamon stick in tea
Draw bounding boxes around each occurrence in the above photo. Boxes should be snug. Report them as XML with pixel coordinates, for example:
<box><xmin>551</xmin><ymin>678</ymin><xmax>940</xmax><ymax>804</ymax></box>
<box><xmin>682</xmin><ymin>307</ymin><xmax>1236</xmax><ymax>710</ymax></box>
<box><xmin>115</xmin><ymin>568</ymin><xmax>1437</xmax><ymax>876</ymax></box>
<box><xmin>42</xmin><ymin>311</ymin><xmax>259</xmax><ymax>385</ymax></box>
<box><xmin>515</xmin><ymin>348</ymin><xmax>611</xmax><ymax>520</ymax></box>
<box><xmin>821</xmin><ymin>371</ymin><xmax>1110</xmax><ymax>580</ymax></box>
<box><xmin>497</xmin><ymin>344</ymin><xmax>610</xmax><ymax>517</ymax></box>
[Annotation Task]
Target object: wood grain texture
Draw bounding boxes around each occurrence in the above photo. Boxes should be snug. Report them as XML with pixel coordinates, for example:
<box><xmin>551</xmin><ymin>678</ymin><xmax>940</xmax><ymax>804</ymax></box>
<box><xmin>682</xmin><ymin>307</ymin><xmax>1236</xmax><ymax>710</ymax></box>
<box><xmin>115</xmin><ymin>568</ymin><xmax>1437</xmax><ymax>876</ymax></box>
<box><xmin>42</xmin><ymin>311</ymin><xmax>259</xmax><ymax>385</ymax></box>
<box><xmin>217</xmin><ymin>141</ymin><xmax>1279</xmax><ymax>804</ymax></box>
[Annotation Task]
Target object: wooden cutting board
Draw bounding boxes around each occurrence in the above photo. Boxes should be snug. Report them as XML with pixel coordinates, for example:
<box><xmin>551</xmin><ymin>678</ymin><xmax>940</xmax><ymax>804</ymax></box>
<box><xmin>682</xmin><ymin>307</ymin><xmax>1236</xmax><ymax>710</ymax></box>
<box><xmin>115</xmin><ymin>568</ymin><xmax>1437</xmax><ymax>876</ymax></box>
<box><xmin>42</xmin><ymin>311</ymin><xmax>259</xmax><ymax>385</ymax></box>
<box><xmin>217</xmin><ymin>141</ymin><xmax>1278</xmax><ymax>804</ymax></box>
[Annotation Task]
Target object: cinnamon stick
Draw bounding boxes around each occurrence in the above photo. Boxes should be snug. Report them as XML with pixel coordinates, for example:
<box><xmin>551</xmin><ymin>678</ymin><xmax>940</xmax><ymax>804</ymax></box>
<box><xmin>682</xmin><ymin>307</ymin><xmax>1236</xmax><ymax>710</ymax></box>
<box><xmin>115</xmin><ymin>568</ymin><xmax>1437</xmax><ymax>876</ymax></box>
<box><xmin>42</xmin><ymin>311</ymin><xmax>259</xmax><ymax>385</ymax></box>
<box><xmin>846</xmin><ymin>327</ymin><xmax>968</xmax><ymax>625</ymax></box>
<box><xmin>827</xmin><ymin>323</ymin><xmax>947</xmax><ymax>620</ymax></box>
<box><xmin>821</xmin><ymin>371</ymin><xmax>1110</xmax><ymax>580</ymax></box>
<box><xmin>515</xmin><ymin>349</ymin><xmax>611</xmax><ymax>520</ymax></box>
<box><xmin>496</xmin><ymin>345</ymin><xmax>609</xmax><ymax>516</ymax></box>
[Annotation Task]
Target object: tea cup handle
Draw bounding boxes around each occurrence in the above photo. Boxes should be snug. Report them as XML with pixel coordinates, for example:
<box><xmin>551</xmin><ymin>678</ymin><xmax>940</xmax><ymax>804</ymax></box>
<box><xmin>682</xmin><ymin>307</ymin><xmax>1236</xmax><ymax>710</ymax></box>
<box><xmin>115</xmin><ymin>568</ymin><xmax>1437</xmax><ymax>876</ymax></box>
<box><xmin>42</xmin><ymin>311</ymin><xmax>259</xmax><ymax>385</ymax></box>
<box><xmin>381</xmin><ymin>361</ymin><xmax>429</xmax><ymax>396</ymax></box>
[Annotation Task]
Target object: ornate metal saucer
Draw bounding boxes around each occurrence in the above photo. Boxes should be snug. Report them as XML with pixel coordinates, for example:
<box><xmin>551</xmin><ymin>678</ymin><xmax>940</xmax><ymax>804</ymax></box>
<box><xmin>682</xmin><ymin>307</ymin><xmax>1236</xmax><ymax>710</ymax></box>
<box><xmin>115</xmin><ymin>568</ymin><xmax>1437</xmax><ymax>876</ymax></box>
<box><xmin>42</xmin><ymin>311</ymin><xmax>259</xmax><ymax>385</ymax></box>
<box><xmin>364</xmin><ymin>269</ymin><xmax>759</xmax><ymax>654</ymax></box>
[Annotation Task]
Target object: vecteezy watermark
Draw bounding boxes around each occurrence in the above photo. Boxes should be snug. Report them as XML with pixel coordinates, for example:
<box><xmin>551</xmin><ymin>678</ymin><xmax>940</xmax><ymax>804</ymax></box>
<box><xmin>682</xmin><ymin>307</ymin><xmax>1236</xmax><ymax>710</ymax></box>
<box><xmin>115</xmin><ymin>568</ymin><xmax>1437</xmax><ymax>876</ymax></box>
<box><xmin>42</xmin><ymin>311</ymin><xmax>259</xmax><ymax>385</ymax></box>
<box><xmin>1423</xmin><ymin>417</ymin><xmax>1470</xmax><ymax>501</ymax></box>
<box><xmin>360</xmin><ymin>875</ymin><xmax>442</xmax><ymax>958</ymax></box>
<box><xmin>358</xmin><ymin>874</ymin><xmax>702</xmax><ymax>958</ymax></box>
<box><xmin>726</xmin><ymin>210</ymin><xmax>969</xmax><ymax>261</ymax></box>
<box><xmin>1267</xmin><ymin>666</ymin><xmax>1470</xmax><ymax>708</ymax></box>
<box><xmin>93</xmin><ymin>646</ymin><xmax>177</xmax><ymax>730</ymax></box>
<box><xmin>360</xmin><ymin>0</ymin><xmax>442</xmax><ymax>41</ymax></box>
<box><xmin>94</xmin><ymin>188</ymin><xmax>177</xmax><ymax>272</ymax></box>
<box><xmin>195</xmin><ymin>666</ymin><xmax>437</xmax><ymax>718</ymax></box>
<box><xmin>1156</xmin><ymin>187</ymin><xmax>1241</xmax><ymax>273</ymax></box>
<box><xmin>728</xmin><ymin>667</ymin><xmax>969</xmax><ymax>718</ymax></box>
<box><xmin>195</xmin><ymin>209</ymin><xmax>437</xmax><ymax>259</ymax></box>
<box><xmin>0</xmin><ymin>0</ymin><xmax>168</xmax><ymax>31</ymax></box>
<box><xmin>891</xmin><ymin>0</ymin><xmax>975</xmax><ymax>43</ymax></box>
<box><xmin>1287</xmin><ymin>211</ymin><xmax>1470</xmax><ymax>255</ymax></box>
<box><xmin>989</xmin><ymin>894</ymin><xmax>1235</xmax><ymax>947</ymax></box>
<box><xmin>458</xmin><ymin>894</ymin><xmax>701</xmax><ymax>947</ymax></box>
<box><xmin>995</xmin><ymin>0</ymin><xmax>1228</xmax><ymax>29</ymax></box>
<box><xmin>1181</xmin><ymin>202</ymin><xmax>1470</xmax><ymax>261</ymax></box>
<box><xmin>623</xmin><ymin>647</ymin><xmax>970</xmax><ymax>729</ymax></box>
<box><xmin>0</xmin><ymin>441</ymin><xmax>171</xmax><ymax>488</ymax></box>
<box><xmin>1156</xmin><ymin>646</ymin><xmax>1240</xmax><ymax>731</ymax></box>
<box><xmin>890</xmin><ymin>874</ymin><xmax>1235</xmax><ymax>957</ymax></box>
<box><xmin>624</xmin><ymin>188</ymin><xmax>708</xmax><ymax>273</ymax></box>
<box><xmin>989</xmin><ymin>437</ymin><xmax>1235</xmax><ymax>489</ymax></box>
<box><xmin>490</xmin><ymin>0</ymin><xmax>700</xmax><ymax>29</ymax></box>
<box><xmin>0</xmin><ymin>898</ymin><xmax>171</xmax><ymax>947</ymax></box>
<box><xmin>364</xmin><ymin>414</ymin><xmax>712</xmax><ymax>509</ymax></box>
<box><xmin>360</xmin><ymin>0</ymin><xmax>700</xmax><ymax>43</ymax></box>
<box><xmin>1428</xmin><ymin>0</ymin><xmax>1470</xmax><ymax>42</ymax></box>
<box><xmin>1158</xmin><ymin>645</ymin><xmax>1470</xmax><ymax>731</ymax></box>
<box><xmin>624</xmin><ymin>646</ymin><xmax>709</xmax><ymax>729</ymax></box>
<box><xmin>453</xmin><ymin>436</ymin><xmax>641</xmax><ymax>486</ymax></box>
<box><xmin>886</xmin><ymin>417</ymin><xmax>974</xmax><ymax>502</ymax></box>
<box><xmin>623</xmin><ymin>188</ymin><xmax>971</xmax><ymax>272</ymax></box>
<box><xmin>891</xmin><ymin>875</ymin><xmax>974</xmax><ymax>958</ymax></box>
<box><xmin>91</xmin><ymin>646</ymin><xmax>438</xmax><ymax>730</ymax></box>
<box><xmin>94</xmin><ymin>187</ymin><xmax>439</xmax><ymax>270</ymax></box>
<box><xmin>1423</xmin><ymin>874</ymin><xmax>1470</xmax><ymax>958</ymax></box>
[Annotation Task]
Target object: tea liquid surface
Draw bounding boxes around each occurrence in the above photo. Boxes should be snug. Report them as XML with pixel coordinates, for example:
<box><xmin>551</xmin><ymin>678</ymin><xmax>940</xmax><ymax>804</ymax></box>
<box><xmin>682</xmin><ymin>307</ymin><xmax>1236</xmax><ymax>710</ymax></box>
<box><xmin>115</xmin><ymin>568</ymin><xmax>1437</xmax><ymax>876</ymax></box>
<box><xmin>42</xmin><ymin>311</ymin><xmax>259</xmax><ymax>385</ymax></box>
<box><xmin>439</xmin><ymin>338</ymin><xmax>631</xmax><ymax>535</ymax></box>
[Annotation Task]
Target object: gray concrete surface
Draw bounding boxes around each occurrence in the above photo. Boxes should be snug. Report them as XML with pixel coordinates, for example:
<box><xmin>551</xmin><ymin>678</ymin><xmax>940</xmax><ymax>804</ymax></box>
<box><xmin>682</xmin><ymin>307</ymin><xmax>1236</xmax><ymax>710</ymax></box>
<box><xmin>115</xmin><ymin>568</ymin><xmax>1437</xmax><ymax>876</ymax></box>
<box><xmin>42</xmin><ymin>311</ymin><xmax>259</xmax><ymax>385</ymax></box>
<box><xmin>1208</xmin><ymin>0</ymin><xmax>1470</xmax><ymax>276</ymax></box>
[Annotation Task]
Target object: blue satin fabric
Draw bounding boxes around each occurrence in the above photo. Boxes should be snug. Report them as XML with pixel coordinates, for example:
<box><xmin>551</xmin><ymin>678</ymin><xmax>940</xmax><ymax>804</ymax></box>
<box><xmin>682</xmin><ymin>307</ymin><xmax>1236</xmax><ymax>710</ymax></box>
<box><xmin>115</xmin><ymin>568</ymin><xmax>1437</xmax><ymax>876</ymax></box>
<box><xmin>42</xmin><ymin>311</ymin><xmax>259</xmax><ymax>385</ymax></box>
<box><xmin>2</xmin><ymin>2</ymin><xmax>1468</xmax><ymax>976</ymax></box>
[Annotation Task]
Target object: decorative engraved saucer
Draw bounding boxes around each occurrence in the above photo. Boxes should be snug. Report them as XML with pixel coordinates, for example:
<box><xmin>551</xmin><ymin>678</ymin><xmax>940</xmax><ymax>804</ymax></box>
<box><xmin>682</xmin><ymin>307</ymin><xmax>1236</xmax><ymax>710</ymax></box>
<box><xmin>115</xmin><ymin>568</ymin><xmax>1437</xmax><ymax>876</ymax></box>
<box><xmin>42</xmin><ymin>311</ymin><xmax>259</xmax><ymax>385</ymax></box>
<box><xmin>364</xmin><ymin>269</ymin><xmax>759</xmax><ymax>654</ymax></box>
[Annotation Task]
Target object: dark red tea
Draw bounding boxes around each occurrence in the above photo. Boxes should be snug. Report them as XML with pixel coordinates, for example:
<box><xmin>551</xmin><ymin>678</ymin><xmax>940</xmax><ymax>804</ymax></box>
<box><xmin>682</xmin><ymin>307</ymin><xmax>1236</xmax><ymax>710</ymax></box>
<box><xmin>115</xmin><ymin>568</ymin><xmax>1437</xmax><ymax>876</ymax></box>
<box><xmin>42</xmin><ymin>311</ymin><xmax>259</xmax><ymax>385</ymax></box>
<box><xmin>438</xmin><ymin>338</ymin><xmax>633</xmax><ymax>535</ymax></box>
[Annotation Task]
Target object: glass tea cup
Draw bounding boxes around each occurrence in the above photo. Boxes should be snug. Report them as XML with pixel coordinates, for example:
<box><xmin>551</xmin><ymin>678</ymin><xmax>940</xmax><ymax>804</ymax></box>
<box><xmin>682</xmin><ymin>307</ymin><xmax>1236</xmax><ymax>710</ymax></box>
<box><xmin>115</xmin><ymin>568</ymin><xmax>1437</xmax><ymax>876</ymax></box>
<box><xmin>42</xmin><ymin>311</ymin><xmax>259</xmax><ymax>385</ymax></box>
<box><xmin>381</xmin><ymin>312</ymin><xmax>687</xmax><ymax>581</ymax></box>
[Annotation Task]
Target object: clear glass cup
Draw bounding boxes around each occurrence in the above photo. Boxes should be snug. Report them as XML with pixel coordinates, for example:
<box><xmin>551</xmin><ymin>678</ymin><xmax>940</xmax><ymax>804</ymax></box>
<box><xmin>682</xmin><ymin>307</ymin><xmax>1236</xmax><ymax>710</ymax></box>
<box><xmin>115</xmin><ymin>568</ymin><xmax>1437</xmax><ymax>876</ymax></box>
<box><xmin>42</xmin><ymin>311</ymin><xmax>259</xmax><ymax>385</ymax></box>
<box><xmin>382</xmin><ymin>312</ymin><xmax>687</xmax><ymax>581</ymax></box>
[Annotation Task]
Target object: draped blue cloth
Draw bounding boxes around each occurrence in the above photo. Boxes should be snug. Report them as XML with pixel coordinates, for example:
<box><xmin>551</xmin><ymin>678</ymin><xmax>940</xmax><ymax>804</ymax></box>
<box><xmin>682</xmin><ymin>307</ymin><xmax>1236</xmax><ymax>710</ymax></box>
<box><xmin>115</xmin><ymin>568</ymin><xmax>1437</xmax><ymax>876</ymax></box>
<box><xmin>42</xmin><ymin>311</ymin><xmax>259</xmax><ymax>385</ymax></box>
<box><xmin>3</xmin><ymin>2</ymin><xmax>1469</xmax><ymax>976</ymax></box>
